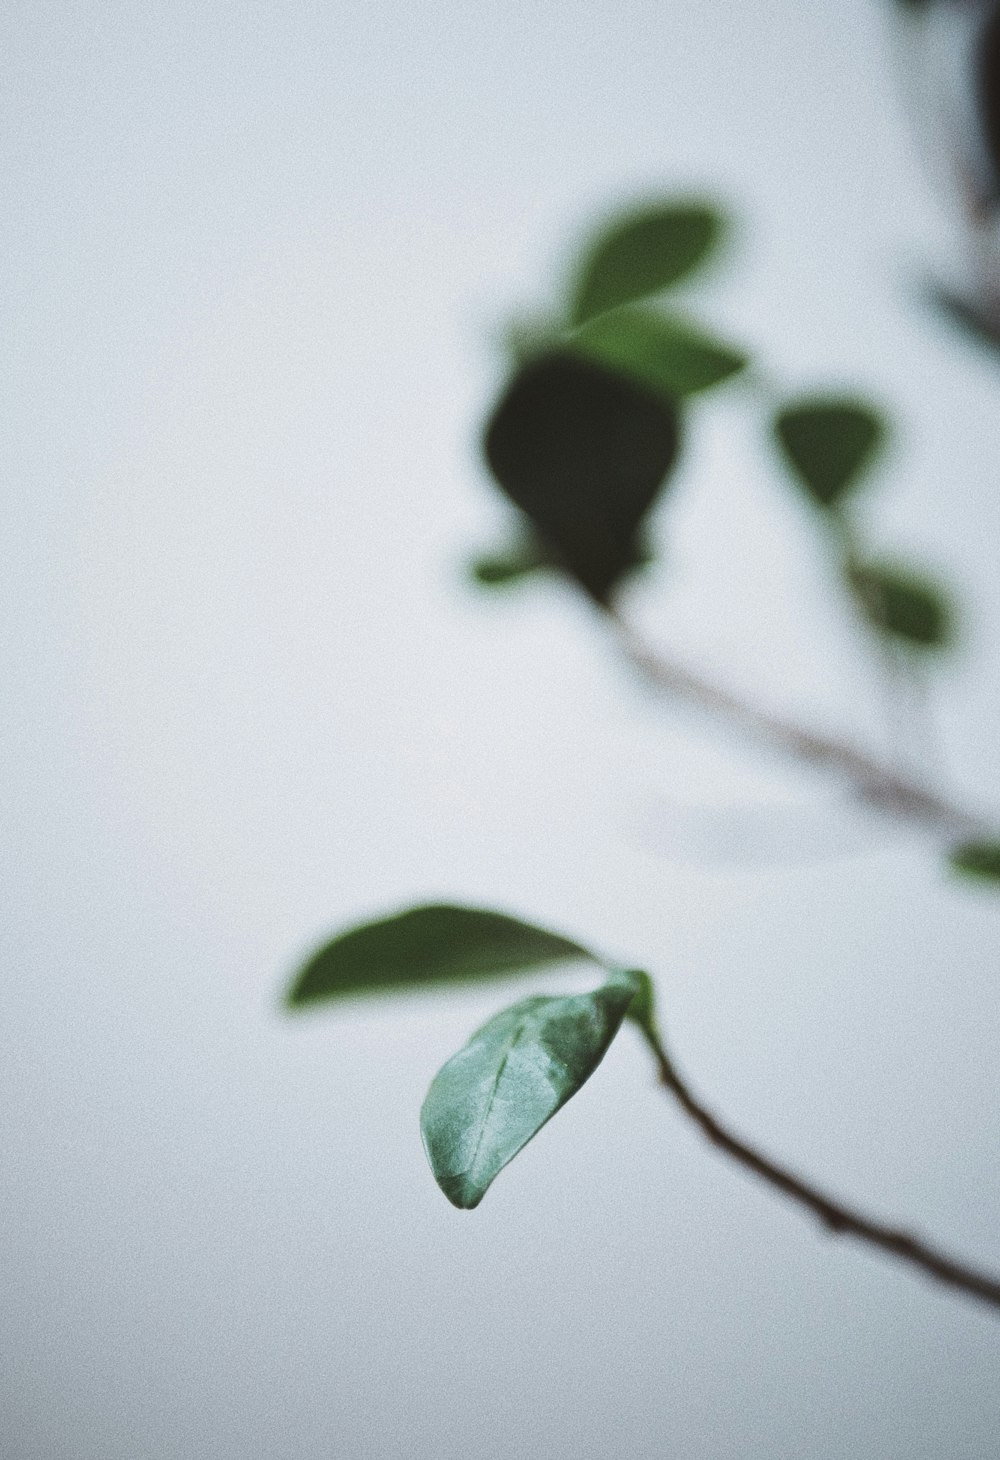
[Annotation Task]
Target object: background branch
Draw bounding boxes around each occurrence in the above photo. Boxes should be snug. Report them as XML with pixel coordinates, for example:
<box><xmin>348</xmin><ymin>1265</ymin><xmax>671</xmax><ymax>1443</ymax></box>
<box><xmin>604</xmin><ymin>605</ymin><xmax>988</xmax><ymax>842</ymax></box>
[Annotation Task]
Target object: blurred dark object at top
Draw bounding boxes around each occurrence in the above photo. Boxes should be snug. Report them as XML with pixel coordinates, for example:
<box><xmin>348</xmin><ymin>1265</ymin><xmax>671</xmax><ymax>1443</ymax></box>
<box><xmin>892</xmin><ymin>0</ymin><xmax>1000</xmax><ymax>331</ymax></box>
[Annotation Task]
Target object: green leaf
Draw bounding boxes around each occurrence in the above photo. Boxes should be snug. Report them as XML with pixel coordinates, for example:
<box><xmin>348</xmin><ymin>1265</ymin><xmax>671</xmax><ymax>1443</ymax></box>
<box><xmin>774</xmin><ymin>398</ymin><xmax>886</xmax><ymax>508</ymax></box>
<box><xmin>420</xmin><ymin>973</ymin><xmax>640</xmax><ymax>1209</ymax></box>
<box><xmin>949</xmin><ymin>841</ymin><xmax>1000</xmax><ymax>885</ymax></box>
<box><xmin>483</xmin><ymin>351</ymin><xmax>681</xmax><ymax>603</ymax></box>
<box><xmin>847</xmin><ymin>561</ymin><xmax>952</xmax><ymax>648</ymax></box>
<box><xmin>570</xmin><ymin>202</ymin><xmax>724</xmax><ymax>326</ymax></box>
<box><xmin>470</xmin><ymin>530</ymin><xmax>655</xmax><ymax>590</ymax></box>
<box><xmin>469</xmin><ymin>535</ymin><xmax>551</xmax><ymax>587</ymax></box>
<box><xmin>286</xmin><ymin>904</ymin><xmax>590</xmax><ymax>1008</ymax></box>
<box><xmin>572</xmin><ymin>307</ymin><xmax>747</xmax><ymax>398</ymax></box>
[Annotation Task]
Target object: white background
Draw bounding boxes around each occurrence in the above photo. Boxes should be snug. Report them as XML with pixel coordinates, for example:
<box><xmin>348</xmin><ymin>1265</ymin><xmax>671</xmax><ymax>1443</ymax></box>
<box><xmin>4</xmin><ymin>2</ymin><xmax>1000</xmax><ymax>1456</ymax></box>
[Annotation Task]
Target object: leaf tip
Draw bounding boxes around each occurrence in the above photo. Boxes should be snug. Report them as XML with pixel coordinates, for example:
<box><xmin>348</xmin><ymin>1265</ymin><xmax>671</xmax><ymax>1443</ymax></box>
<box><xmin>948</xmin><ymin>840</ymin><xmax>1000</xmax><ymax>886</ymax></box>
<box><xmin>436</xmin><ymin>1173</ymin><xmax>486</xmax><ymax>1210</ymax></box>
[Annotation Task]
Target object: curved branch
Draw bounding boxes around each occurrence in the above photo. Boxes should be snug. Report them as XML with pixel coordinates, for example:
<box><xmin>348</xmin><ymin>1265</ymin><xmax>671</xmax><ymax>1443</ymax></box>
<box><xmin>634</xmin><ymin>1018</ymin><xmax>1000</xmax><ymax>1313</ymax></box>
<box><xmin>604</xmin><ymin>606</ymin><xmax>988</xmax><ymax>841</ymax></box>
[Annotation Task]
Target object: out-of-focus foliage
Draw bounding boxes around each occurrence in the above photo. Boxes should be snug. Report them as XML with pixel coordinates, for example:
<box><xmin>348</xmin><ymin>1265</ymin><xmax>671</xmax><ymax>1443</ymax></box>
<box><xmin>483</xmin><ymin>352</ymin><xmax>681</xmax><ymax>603</ymax></box>
<box><xmin>773</xmin><ymin>398</ymin><xmax>886</xmax><ymax>509</ymax></box>
<box><xmin>569</xmin><ymin>200</ymin><xmax>723</xmax><ymax>325</ymax></box>
<box><xmin>572</xmin><ymin>307</ymin><xmax>746</xmax><ymax>398</ymax></box>
<box><xmin>949</xmin><ymin>841</ymin><xmax>1000</xmax><ymax>885</ymax></box>
<box><xmin>847</xmin><ymin>560</ymin><xmax>952</xmax><ymax>648</ymax></box>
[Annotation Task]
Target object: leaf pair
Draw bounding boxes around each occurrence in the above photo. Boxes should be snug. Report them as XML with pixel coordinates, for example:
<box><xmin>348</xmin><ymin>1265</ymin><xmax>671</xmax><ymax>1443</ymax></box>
<box><xmin>478</xmin><ymin>200</ymin><xmax>736</xmax><ymax>604</ymax></box>
<box><xmin>286</xmin><ymin>904</ymin><xmax>651</xmax><ymax>1209</ymax></box>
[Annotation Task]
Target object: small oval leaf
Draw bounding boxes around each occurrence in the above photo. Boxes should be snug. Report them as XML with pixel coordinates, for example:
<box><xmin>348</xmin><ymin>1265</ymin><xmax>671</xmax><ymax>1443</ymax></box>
<box><xmin>570</xmin><ymin>202</ymin><xmax>724</xmax><ymax>325</ymax></box>
<box><xmin>572</xmin><ymin>307</ymin><xmax>746</xmax><ymax>398</ymax></box>
<box><xmin>847</xmin><ymin>561</ymin><xmax>952</xmax><ymax>648</ymax></box>
<box><xmin>421</xmin><ymin>973</ymin><xmax>640</xmax><ymax>1209</ymax></box>
<box><xmin>469</xmin><ymin>535</ymin><xmax>552</xmax><ymax>587</ymax></box>
<box><xmin>774</xmin><ymin>398</ymin><xmax>886</xmax><ymax>508</ymax></box>
<box><xmin>286</xmin><ymin>904</ymin><xmax>591</xmax><ymax>1007</ymax></box>
<box><xmin>949</xmin><ymin>840</ymin><xmax>1000</xmax><ymax>885</ymax></box>
<box><xmin>483</xmin><ymin>351</ymin><xmax>681</xmax><ymax>603</ymax></box>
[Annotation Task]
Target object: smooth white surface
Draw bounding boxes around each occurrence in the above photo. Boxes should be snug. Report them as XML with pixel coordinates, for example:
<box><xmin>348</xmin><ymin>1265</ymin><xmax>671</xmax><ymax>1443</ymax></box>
<box><xmin>4</xmin><ymin>3</ymin><xmax>1000</xmax><ymax>1456</ymax></box>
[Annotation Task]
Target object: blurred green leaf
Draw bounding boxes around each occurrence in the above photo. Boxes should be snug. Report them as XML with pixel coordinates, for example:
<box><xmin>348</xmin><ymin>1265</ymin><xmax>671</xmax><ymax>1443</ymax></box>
<box><xmin>572</xmin><ymin>307</ymin><xmax>746</xmax><ymax>398</ymax></box>
<box><xmin>286</xmin><ymin>904</ymin><xmax>590</xmax><ymax>1007</ymax></box>
<box><xmin>774</xmin><ymin>398</ymin><xmax>886</xmax><ymax>508</ymax></box>
<box><xmin>847</xmin><ymin>560</ymin><xmax>952</xmax><ymax>648</ymax></box>
<box><xmin>570</xmin><ymin>201</ymin><xmax>724</xmax><ymax>326</ymax></box>
<box><xmin>949</xmin><ymin>841</ymin><xmax>1000</xmax><ymax>885</ymax></box>
<box><xmin>470</xmin><ymin>530</ymin><xmax>655</xmax><ymax>590</ymax></box>
<box><xmin>420</xmin><ymin>972</ymin><xmax>640</xmax><ymax>1208</ymax></box>
<box><xmin>483</xmin><ymin>351</ymin><xmax>681</xmax><ymax>603</ymax></box>
<box><xmin>926</xmin><ymin>283</ymin><xmax>1000</xmax><ymax>359</ymax></box>
<box><xmin>469</xmin><ymin>536</ymin><xmax>552</xmax><ymax>587</ymax></box>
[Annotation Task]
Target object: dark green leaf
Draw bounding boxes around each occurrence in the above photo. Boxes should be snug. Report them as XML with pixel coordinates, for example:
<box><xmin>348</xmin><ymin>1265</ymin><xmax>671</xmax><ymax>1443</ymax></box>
<box><xmin>572</xmin><ymin>307</ymin><xmax>746</xmax><ymax>398</ymax></box>
<box><xmin>483</xmin><ymin>351</ymin><xmax>681</xmax><ymax>603</ymax></box>
<box><xmin>847</xmin><ymin>561</ymin><xmax>952</xmax><ymax>648</ymax></box>
<box><xmin>774</xmin><ymin>398</ymin><xmax>886</xmax><ymax>508</ymax></box>
<box><xmin>420</xmin><ymin>973</ymin><xmax>640</xmax><ymax>1209</ymax></box>
<box><xmin>286</xmin><ymin>904</ymin><xmax>590</xmax><ymax>1008</ymax></box>
<box><xmin>949</xmin><ymin>841</ymin><xmax>1000</xmax><ymax>885</ymax></box>
<box><xmin>570</xmin><ymin>202</ymin><xmax>724</xmax><ymax>326</ymax></box>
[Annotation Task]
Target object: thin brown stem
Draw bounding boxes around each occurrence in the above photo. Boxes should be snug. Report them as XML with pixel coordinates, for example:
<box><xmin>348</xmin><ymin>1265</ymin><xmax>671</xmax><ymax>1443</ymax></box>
<box><xmin>604</xmin><ymin>606</ymin><xmax>988</xmax><ymax>841</ymax></box>
<box><xmin>634</xmin><ymin>1018</ymin><xmax>1000</xmax><ymax>1314</ymax></box>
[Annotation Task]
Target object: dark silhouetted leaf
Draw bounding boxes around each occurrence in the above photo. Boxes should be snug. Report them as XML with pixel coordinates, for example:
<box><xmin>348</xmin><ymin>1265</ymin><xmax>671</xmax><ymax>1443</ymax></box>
<box><xmin>774</xmin><ymin>398</ymin><xmax>885</xmax><ymax>508</ymax></box>
<box><xmin>420</xmin><ymin>972</ymin><xmax>640</xmax><ymax>1208</ymax></box>
<box><xmin>570</xmin><ymin>202</ymin><xmax>724</xmax><ymax>326</ymax></box>
<box><xmin>949</xmin><ymin>840</ymin><xmax>1000</xmax><ymax>885</ymax></box>
<box><xmin>483</xmin><ymin>351</ymin><xmax>681</xmax><ymax>603</ymax></box>
<box><xmin>286</xmin><ymin>904</ymin><xmax>589</xmax><ymax>1007</ymax></box>
<box><xmin>572</xmin><ymin>307</ymin><xmax>746</xmax><ymax>398</ymax></box>
<box><xmin>847</xmin><ymin>561</ymin><xmax>952</xmax><ymax>648</ymax></box>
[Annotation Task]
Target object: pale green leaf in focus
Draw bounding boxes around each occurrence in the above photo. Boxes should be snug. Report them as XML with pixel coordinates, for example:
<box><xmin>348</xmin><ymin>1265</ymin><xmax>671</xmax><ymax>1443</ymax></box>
<box><xmin>420</xmin><ymin>972</ymin><xmax>641</xmax><ymax>1209</ymax></box>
